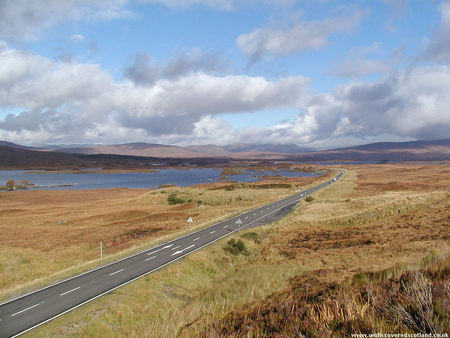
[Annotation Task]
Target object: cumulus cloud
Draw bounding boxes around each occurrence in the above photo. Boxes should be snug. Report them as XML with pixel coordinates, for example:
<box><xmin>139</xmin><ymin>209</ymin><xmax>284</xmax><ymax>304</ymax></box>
<box><xmin>1</xmin><ymin>41</ymin><xmax>449</xmax><ymax>148</ymax></box>
<box><xmin>179</xmin><ymin>66</ymin><xmax>450</xmax><ymax>148</ymax></box>
<box><xmin>236</xmin><ymin>10</ymin><xmax>364</xmax><ymax>61</ymax></box>
<box><xmin>124</xmin><ymin>50</ymin><xmax>229</xmax><ymax>86</ymax></box>
<box><xmin>290</xmin><ymin>66</ymin><xmax>450</xmax><ymax>144</ymax></box>
<box><xmin>0</xmin><ymin>0</ymin><xmax>131</xmax><ymax>41</ymax></box>
<box><xmin>421</xmin><ymin>1</ymin><xmax>450</xmax><ymax>62</ymax></box>
<box><xmin>0</xmin><ymin>43</ymin><xmax>310</xmax><ymax>144</ymax></box>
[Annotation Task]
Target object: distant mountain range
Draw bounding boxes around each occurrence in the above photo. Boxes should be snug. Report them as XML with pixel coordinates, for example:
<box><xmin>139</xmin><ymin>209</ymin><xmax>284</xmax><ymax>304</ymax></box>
<box><xmin>0</xmin><ymin>138</ymin><xmax>449</xmax><ymax>169</ymax></box>
<box><xmin>48</xmin><ymin>142</ymin><xmax>312</xmax><ymax>159</ymax></box>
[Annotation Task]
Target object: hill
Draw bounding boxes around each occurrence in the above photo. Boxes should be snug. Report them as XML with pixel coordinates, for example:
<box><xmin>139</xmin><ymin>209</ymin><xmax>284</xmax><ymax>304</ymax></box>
<box><xmin>0</xmin><ymin>138</ymin><xmax>449</xmax><ymax>169</ymax></box>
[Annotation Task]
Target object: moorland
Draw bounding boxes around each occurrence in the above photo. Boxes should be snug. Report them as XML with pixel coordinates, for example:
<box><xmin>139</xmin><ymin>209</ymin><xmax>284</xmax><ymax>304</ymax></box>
<box><xmin>0</xmin><ymin>163</ymin><xmax>448</xmax><ymax>336</ymax></box>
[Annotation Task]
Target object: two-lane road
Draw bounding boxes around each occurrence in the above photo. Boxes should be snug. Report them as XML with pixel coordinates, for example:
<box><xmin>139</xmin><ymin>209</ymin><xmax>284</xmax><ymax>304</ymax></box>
<box><xmin>0</xmin><ymin>170</ymin><xmax>345</xmax><ymax>337</ymax></box>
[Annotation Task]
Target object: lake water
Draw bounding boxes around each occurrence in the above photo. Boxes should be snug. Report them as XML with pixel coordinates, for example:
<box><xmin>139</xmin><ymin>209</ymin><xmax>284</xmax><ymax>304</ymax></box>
<box><xmin>0</xmin><ymin>169</ymin><xmax>322</xmax><ymax>191</ymax></box>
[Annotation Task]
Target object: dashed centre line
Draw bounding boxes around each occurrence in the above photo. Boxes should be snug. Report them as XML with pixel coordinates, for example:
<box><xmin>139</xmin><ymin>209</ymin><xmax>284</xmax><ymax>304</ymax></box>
<box><xmin>145</xmin><ymin>256</ymin><xmax>156</xmax><ymax>261</ymax></box>
<box><xmin>193</xmin><ymin>237</ymin><xmax>200</xmax><ymax>241</ymax></box>
<box><xmin>60</xmin><ymin>287</ymin><xmax>80</xmax><ymax>296</ymax></box>
<box><xmin>171</xmin><ymin>245</ymin><xmax>181</xmax><ymax>251</ymax></box>
<box><xmin>209</xmin><ymin>230</ymin><xmax>215</xmax><ymax>234</ymax></box>
<box><xmin>109</xmin><ymin>269</ymin><xmax>124</xmax><ymax>276</ymax></box>
<box><xmin>11</xmin><ymin>302</ymin><xmax>44</xmax><ymax>317</ymax></box>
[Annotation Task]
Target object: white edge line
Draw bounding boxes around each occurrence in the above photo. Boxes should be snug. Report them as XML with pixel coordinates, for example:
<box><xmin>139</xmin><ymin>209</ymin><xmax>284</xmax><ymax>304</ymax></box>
<box><xmin>2</xmin><ymin>173</ymin><xmax>344</xmax><ymax>309</ymax></box>
<box><xmin>60</xmin><ymin>287</ymin><xmax>80</xmax><ymax>297</ymax></box>
<box><xmin>11</xmin><ymin>173</ymin><xmax>344</xmax><ymax>338</ymax></box>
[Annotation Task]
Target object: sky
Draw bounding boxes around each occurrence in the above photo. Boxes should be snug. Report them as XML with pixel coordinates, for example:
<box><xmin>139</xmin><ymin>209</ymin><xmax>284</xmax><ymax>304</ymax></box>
<box><xmin>0</xmin><ymin>0</ymin><xmax>449</xmax><ymax>149</ymax></box>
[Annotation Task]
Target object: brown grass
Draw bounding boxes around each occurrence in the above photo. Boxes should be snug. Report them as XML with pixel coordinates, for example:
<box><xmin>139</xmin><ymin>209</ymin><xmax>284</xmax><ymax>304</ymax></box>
<box><xmin>202</xmin><ymin>254</ymin><xmax>449</xmax><ymax>337</ymax></box>
<box><xmin>3</xmin><ymin>164</ymin><xmax>448</xmax><ymax>337</ymax></box>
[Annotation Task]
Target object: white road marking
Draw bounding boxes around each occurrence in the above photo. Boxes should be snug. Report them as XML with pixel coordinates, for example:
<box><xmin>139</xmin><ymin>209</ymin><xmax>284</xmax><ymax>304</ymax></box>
<box><xmin>109</xmin><ymin>269</ymin><xmax>124</xmax><ymax>276</ymax></box>
<box><xmin>193</xmin><ymin>237</ymin><xmax>200</xmax><ymax>241</ymax></box>
<box><xmin>209</xmin><ymin>230</ymin><xmax>215</xmax><ymax>234</ymax></box>
<box><xmin>171</xmin><ymin>245</ymin><xmax>181</xmax><ymax>251</ymax></box>
<box><xmin>171</xmin><ymin>244</ymin><xmax>195</xmax><ymax>256</ymax></box>
<box><xmin>244</xmin><ymin>216</ymin><xmax>248</xmax><ymax>219</ymax></box>
<box><xmin>145</xmin><ymin>256</ymin><xmax>156</xmax><ymax>261</ymax></box>
<box><xmin>147</xmin><ymin>244</ymin><xmax>173</xmax><ymax>255</ymax></box>
<box><xmin>60</xmin><ymin>287</ymin><xmax>80</xmax><ymax>296</ymax></box>
<box><xmin>11</xmin><ymin>302</ymin><xmax>44</xmax><ymax>317</ymax></box>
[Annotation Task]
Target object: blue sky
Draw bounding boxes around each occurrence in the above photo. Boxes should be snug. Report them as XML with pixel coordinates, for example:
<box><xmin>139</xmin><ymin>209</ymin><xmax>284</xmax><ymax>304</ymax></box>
<box><xmin>0</xmin><ymin>0</ymin><xmax>449</xmax><ymax>148</ymax></box>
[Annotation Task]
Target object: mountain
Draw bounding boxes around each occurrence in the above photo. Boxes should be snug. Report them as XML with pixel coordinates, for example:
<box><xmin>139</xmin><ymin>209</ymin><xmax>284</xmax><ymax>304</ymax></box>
<box><xmin>290</xmin><ymin>138</ymin><xmax>450</xmax><ymax>162</ymax></box>
<box><xmin>54</xmin><ymin>142</ymin><xmax>310</xmax><ymax>159</ymax></box>
<box><xmin>334</xmin><ymin>139</ymin><xmax>450</xmax><ymax>152</ymax></box>
<box><xmin>0</xmin><ymin>138</ymin><xmax>449</xmax><ymax>169</ymax></box>
<box><xmin>54</xmin><ymin>143</ymin><xmax>204</xmax><ymax>158</ymax></box>
<box><xmin>224</xmin><ymin>143</ymin><xmax>311</xmax><ymax>154</ymax></box>
<box><xmin>0</xmin><ymin>141</ymin><xmax>42</xmax><ymax>151</ymax></box>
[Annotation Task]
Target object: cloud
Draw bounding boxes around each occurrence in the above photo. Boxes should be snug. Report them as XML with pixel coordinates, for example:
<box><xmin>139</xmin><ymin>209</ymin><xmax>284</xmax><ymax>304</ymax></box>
<box><xmin>124</xmin><ymin>49</ymin><xmax>229</xmax><ymax>86</ymax></box>
<box><xmin>236</xmin><ymin>10</ymin><xmax>364</xmax><ymax>61</ymax></box>
<box><xmin>421</xmin><ymin>1</ymin><xmax>450</xmax><ymax>63</ymax></box>
<box><xmin>70</xmin><ymin>34</ymin><xmax>85</xmax><ymax>42</ymax></box>
<box><xmin>138</xmin><ymin>0</ymin><xmax>294</xmax><ymax>10</ymax></box>
<box><xmin>330</xmin><ymin>42</ymin><xmax>403</xmax><ymax>78</ymax></box>
<box><xmin>1</xmin><ymin>43</ymin><xmax>449</xmax><ymax>148</ymax></box>
<box><xmin>0</xmin><ymin>0</ymin><xmax>131</xmax><ymax>41</ymax></box>
<box><xmin>181</xmin><ymin>66</ymin><xmax>450</xmax><ymax>148</ymax></box>
<box><xmin>0</xmin><ymin>44</ymin><xmax>309</xmax><ymax>144</ymax></box>
<box><xmin>138</xmin><ymin>0</ymin><xmax>234</xmax><ymax>10</ymax></box>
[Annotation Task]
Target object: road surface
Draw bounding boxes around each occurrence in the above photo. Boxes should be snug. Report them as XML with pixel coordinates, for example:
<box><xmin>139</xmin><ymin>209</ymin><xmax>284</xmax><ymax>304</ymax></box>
<box><xmin>0</xmin><ymin>170</ymin><xmax>344</xmax><ymax>337</ymax></box>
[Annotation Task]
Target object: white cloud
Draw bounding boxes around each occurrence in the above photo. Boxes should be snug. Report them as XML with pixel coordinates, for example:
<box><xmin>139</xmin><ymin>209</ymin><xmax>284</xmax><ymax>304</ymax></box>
<box><xmin>138</xmin><ymin>0</ymin><xmax>294</xmax><ymax>10</ymax></box>
<box><xmin>123</xmin><ymin>49</ymin><xmax>229</xmax><ymax>86</ymax></box>
<box><xmin>70</xmin><ymin>34</ymin><xmax>86</xmax><ymax>42</ymax></box>
<box><xmin>181</xmin><ymin>66</ymin><xmax>450</xmax><ymax>148</ymax></box>
<box><xmin>421</xmin><ymin>1</ymin><xmax>450</xmax><ymax>62</ymax></box>
<box><xmin>139</xmin><ymin>0</ymin><xmax>234</xmax><ymax>10</ymax></box>
<box><xmin>1</xmin><ymin>42</ymin><xmax>449</xmax><ymax>148</ymax></box>
<box><xmin>0</xmin><ymin>44</ymin><xmax>310</xmax><ymax>144</ymax></box>
<box><xmin>0</xmin><ymin>0</ymin><xmax>131</xmax><ymax>41</ymax></box>
<box><xmin>331</xmin><ymin>42</ymin><xmax>403</xmax><ymax>79</ymax></box>
<box><xmin>236</xmin><ymin>10</ymin><xmax>364</xmax><ymax>61</ymax></box>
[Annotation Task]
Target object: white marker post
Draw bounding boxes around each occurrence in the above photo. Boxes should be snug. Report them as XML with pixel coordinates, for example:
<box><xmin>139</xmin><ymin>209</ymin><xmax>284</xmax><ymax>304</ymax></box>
<box><xmin>100</xmin><ymin>241</ymin><xmax>103</xmax><ymax>262</ymax></box>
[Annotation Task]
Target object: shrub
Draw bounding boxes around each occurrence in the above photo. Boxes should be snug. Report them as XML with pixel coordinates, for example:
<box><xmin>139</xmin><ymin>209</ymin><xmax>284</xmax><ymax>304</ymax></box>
<box><xmin>167</xmin><ymin>192</ymin><xmax>185</xmax><ymax>205</ymax></box>
<box><xmin>305</xmin><ymin>195</ymin><xmax>314</xmax><ymax>202</ymax></box>
<box><xmin>225</xmin><ymin>185</ymin><xmax>235</xmax><ymax>191</ymax></box>
<box><xmin>223</xmin><ymin>239</ymin><xmax>249</xmax><ymax>256</ymax></box>
<box><xmin>5</xmin><ymin>180</ymin><xmax>15</xmax><ymax>191</ymax></box>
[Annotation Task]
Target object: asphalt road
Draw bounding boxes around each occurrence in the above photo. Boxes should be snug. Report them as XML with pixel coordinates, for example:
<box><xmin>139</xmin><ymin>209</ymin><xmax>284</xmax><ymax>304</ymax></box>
<box><xmin>0</xmin><ymin>170</ymin><xmax>344</xmax><ymax>337</ymax></box>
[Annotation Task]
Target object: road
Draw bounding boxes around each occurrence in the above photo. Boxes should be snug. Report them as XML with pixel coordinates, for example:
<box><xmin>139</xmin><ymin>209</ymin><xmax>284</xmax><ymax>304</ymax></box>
<box><xmin>0</xmin><ymin>170</ymin><xmax>344</xmax><ymax>337</ymax></box>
